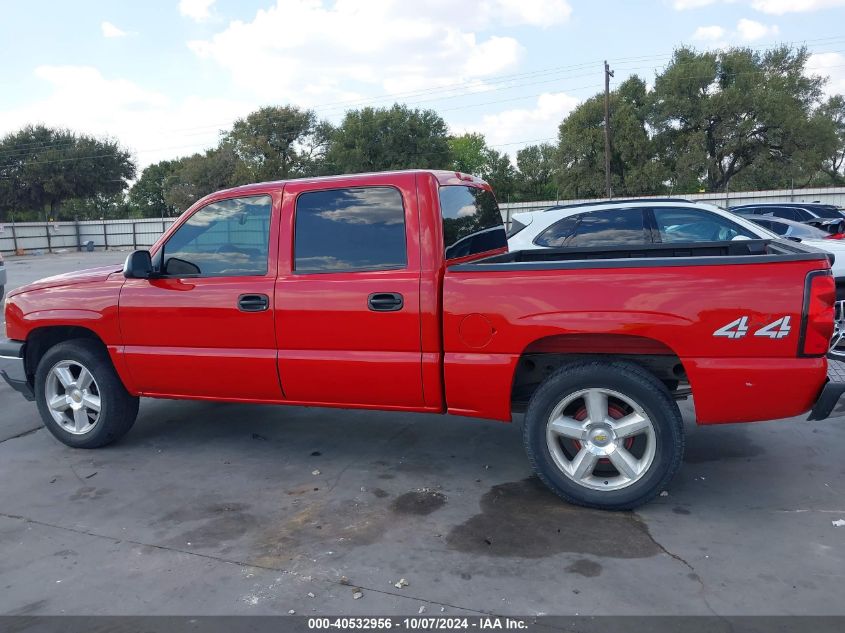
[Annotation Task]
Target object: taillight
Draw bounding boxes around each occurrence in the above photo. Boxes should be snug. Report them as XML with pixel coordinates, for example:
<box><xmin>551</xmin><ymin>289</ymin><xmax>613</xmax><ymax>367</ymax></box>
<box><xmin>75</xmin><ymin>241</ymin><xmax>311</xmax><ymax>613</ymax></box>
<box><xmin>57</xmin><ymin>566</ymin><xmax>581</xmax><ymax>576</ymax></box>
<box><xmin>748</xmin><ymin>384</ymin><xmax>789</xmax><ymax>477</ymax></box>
<box><xmin>800</xmin><ymin>270</ymin><xmax>835</xmax><ymax>356</ymax></box>
<box><xmin>825</xmin><ymin>233</ymin><xmax>845</xmax><ymax>240</ymax></box>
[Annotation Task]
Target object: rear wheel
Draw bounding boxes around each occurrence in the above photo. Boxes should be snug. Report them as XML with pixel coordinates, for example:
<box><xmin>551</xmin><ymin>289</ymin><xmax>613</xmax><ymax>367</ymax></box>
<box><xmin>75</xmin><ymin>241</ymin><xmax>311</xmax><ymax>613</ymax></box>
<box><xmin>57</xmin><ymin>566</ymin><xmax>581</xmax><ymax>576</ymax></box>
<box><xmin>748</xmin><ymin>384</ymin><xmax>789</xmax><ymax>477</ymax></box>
<box><xmin>35</xmin><ymin>340</ymin><xmax>139</xmax><ymax>448</ymax></box>
<box><xmin>523</xmin><ymin>360</ymin><xmax>684</xmax><ymax>510</ymax></box>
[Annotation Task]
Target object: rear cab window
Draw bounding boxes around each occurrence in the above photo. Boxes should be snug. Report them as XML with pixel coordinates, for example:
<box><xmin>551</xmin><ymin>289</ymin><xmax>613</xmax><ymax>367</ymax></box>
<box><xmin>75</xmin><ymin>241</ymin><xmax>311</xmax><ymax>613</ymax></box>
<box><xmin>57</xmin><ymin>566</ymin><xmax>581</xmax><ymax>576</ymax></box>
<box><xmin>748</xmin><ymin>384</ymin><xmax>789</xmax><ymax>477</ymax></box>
<box><xmin>439</xmin><ymin>186</ymin><xmax>507</xmax><ymax>260</ymax></box>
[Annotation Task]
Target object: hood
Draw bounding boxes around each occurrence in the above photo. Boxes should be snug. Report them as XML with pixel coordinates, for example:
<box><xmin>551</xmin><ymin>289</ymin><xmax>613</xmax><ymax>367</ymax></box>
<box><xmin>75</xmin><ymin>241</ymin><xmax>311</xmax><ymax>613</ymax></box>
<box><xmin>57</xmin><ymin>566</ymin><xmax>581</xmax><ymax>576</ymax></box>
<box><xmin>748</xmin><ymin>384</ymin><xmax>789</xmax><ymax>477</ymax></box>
<box><xmin>8</xmin><ymin>265</ymin><xmax>123</xmax><ymax>297</ymax></box>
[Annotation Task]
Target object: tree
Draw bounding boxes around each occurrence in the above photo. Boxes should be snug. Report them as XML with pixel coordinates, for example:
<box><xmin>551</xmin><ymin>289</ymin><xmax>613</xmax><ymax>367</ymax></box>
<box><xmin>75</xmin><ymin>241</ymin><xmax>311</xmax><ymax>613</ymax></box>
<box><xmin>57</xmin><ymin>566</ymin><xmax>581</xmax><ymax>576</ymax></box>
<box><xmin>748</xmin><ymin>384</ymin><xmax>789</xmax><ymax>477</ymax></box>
<box><xmin>326</xmin><ymin>104</ymin><xmax>451</xmax><ymax>173</ymax></box>
<box><xmin>449</xmin><ymin>132</ymin><xmax>489</xmax><ymax>175</ymax></box>
<box><xmin>651</xmin><ymin>46</ymin><xmax>831</xmax><ymax>193</ymax></box>
<box><xmin>0</xmin><ymin>125</ymin><xmax>135</xmax><ymax>221</ymax></box>
<box><xmin>222</xmin><ymin>105</ymin><xmax>330</xmax><ymax>182</ymax></box>
<box><xmin>163</xmin><ymin>146</ymin><xmax>241</xmax><ymax>212</ymax></box>
<box><xmin>515</xmin><ymin>143</ymin><xmax>558</xmax><ymax>201</ymax></box>
<box><xmin>818</xmin><ymin>95</ymin><xmax>845</xmax><ymax>184</ymax></box>
<box><xmin>129</xmin><ymin>159</ymin><xmax>181</xmax><ymax>218</ymax></box>
<box><xmin>475</xmin><ymin>148</ymin><xmax>514</xmax><ymax>202</ymax></box>
<box><xmin>556</xmin><ymin>76</ymin><xmax>665</xmax><ymax>198</ymax></box>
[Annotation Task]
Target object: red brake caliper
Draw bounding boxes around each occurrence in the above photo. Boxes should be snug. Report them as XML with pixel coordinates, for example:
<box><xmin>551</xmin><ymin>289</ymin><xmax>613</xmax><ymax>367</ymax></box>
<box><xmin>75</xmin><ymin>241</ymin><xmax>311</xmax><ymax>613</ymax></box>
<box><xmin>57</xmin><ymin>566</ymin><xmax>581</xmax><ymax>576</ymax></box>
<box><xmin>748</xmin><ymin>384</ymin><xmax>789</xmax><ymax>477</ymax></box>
<box><xmin>571</xmin><ymin>402</ymin><xmax>634</xmax><ymax>463</ymax></box>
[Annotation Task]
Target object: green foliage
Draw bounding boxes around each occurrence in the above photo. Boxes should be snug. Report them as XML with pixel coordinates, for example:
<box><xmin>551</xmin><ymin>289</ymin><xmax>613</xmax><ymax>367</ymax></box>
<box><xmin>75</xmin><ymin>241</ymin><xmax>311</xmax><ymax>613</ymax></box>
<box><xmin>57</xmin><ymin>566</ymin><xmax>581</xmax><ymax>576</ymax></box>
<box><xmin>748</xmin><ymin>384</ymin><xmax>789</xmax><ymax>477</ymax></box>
<box><xmin>222</xmin><ymin>105</ymin><xmax>329</xmax><ymax>182</ymax></box>
<box><xmin>818</xmin><ymin>95</ymin><xmax>845</xmax><ymax>184</ymax></box>
<box><xmin>162</xmin><ymin>146</ymin><xmax>241</xmax><ymax>213</ymax></box>
<box><xmin>515</xmin><ymin>143</ymin><xmax>558</xmax><ymax>201</ymax></box>
<box><xmin>449</xmin><ymin>132</ymin><xmax>489</xmax><ymax>175</ymax></box>
<box><xmin>326</xmin><ymin>104</ymin><xmax>451</xmax><ymax>173</ymax></box>
<box><xmin>651</xmin><ymin>46</ymin><xmax>830</xmax><ymax>192</ymax></box>
<box><xmin>0</xmin><ymin>124</ymin><xmax>135</xmax><ymax>221</ymax></box>
<box><xmin>128</xmin><ymin>160</ymin><xmax>181</xmax><ymax>218</ymax></box>
<box><xmin>557</xmin><ymin>76</ymin><xmax>667</xmax><ymax>198</ymax></box>
<box><xmin>481</xmin><ymin>148</ymin><xmax>517</xmax><ymax>202</ymax></box>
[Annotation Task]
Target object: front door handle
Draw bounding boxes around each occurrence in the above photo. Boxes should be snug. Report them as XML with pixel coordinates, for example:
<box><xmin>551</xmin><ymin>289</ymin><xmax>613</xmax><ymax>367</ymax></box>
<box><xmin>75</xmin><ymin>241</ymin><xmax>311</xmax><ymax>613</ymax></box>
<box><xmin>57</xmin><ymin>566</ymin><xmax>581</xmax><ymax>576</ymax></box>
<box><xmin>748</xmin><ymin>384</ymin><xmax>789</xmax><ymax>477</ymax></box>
<box><xmin>238</xmin><ymin>293</ymin><xmax>269</xmax><ymax>312</ymax></box>
<box><xmin>367</xmin><ymin>292</ymin><xmax>404</xmax><ymax>312</ymax></box>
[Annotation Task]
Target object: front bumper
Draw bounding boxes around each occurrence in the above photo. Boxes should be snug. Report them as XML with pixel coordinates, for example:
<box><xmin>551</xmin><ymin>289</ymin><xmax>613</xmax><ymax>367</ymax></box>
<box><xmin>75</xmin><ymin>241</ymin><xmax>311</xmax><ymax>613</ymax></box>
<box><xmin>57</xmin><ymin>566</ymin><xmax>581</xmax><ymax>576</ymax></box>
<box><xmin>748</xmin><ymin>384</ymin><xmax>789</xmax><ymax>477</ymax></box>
<box><xmin>808</xmin><ymin>359</ymin><xmax>845</xmax><ymax>420</ymax></box>
<box><xmin>0</xmin><ymin>338</ymin><xmax>33</xmax><ymax>401</ymax></box>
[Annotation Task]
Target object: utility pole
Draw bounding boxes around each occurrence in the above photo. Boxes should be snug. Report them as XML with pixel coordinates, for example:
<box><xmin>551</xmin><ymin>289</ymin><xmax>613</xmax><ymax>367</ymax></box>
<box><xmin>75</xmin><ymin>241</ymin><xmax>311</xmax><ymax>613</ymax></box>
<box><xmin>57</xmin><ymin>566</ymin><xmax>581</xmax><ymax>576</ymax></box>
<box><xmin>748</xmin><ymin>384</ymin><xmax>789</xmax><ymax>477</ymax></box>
<box><xmin>604</xmin><ymin>60</ymin><xmax>614</xmax><ymax>199</ymax></box>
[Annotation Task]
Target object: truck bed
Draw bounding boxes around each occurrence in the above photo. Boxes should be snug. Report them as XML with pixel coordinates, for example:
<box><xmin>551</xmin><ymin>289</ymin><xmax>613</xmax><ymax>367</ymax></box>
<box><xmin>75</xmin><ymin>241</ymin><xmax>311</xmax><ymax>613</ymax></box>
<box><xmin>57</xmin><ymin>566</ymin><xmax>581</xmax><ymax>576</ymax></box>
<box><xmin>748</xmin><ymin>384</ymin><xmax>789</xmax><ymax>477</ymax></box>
<box><xmin>442</xmin><ymin>237</ymin><xmax>832</xmax><ymax>424</ymax></box>
<box><xmin>449</xmin><ymin>239</ymin><xmax>831</xmax><ymax>271</ymax></box>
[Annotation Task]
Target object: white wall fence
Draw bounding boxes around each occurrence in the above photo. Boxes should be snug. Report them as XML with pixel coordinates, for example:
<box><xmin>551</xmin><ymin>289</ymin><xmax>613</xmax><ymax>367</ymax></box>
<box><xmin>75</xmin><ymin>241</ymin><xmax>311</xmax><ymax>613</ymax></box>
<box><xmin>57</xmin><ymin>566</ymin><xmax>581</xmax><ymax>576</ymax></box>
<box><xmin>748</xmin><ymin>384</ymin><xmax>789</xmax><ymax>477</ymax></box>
<box><xmin>0</xmin><ymin>217</ymin><xmax>177</xmax><ymax>255</ymax></box>
<box><xmin>2</xmin><ymin>186</ymin><xmax>844</xmax><ymax>255</ymax></box>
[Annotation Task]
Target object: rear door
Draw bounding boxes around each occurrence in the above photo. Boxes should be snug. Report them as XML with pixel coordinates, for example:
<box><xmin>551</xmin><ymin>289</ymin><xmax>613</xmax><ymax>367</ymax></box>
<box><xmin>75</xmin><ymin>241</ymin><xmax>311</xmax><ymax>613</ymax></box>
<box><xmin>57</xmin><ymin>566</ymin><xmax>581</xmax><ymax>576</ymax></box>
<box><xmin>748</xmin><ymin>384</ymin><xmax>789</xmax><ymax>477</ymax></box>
<box><xmin>274</xmin><ymin>174</ymin><xmax>424</xmax><ymax>408</ymax></box>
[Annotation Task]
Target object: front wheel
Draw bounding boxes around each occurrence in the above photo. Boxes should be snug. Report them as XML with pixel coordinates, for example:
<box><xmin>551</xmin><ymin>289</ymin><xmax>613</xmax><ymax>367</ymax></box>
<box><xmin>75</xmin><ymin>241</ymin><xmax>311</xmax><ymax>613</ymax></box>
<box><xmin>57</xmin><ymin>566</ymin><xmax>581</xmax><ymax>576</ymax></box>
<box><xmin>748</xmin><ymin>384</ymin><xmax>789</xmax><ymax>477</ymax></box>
<box><xmin>523</xmin><ymin>360</ymin><xmax>684</xmax><ymax>510</ymax></box>
<box><xmin>35</xmin><ymin>339</ymin><xmax>139</xmax><ymax>448</ymax></box>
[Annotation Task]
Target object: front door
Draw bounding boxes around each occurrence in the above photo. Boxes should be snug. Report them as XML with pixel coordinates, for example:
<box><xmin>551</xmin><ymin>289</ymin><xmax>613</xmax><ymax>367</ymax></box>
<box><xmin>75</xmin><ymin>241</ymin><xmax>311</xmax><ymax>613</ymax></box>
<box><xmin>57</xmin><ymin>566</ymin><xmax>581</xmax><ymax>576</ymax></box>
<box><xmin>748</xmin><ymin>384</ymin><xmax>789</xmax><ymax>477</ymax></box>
<box><xmin>119</xmin><ymin>192</ymin><xmax>283</xmax><ymax>401</ymax></box>
<box><xmin>274</xmin><ymin>174</ymin><xmax>424</xmax><ymax>408</ymax></box>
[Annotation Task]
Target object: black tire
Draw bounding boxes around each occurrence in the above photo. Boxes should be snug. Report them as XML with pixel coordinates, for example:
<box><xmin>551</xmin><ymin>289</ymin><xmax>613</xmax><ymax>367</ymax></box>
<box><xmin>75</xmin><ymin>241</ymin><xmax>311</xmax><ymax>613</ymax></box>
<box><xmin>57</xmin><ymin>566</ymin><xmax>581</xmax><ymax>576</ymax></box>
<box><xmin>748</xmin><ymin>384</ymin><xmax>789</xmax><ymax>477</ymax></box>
<box><xmin>34</xmin><ymin>339</ymin><xmax>139</xmax><ymax>448</ymax></box>
<box><xmin>522</xmin><ymin>360</ymin><xmax>684</xmax><ymax>511</ymax></box>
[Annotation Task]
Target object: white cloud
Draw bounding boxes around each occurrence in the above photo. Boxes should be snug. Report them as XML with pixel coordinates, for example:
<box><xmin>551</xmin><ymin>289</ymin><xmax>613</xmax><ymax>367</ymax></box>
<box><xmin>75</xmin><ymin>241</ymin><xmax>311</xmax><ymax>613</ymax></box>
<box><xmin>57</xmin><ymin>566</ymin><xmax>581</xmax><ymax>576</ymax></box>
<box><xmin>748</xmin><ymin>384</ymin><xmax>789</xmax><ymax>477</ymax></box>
<box><xmin>735</xmin><ymin>18</ymin><xmax>779</xmax><ymax>40</ymax></box>
<box><xmin>462</xmin><ymin>91</ymin><xmax>580</xmax><ymax>151</ymax></box>
<box><xmin>691</xmin><ymin>19</ymin><xmax>778</xmax><ymax>45</ymax></box>
<box><xmin>186</xmin><ymin>0</ymin><xmax>574</xmax><ymax>106</ymax></box>
<box><xmin>674</xmin><ymin>0</ymin><xmax>720</xmax><ymax>9</ymax></box>
<box><xmin>492</xmin><ymin>0</ymin><xmax>573</xmax><ymax>27</ymax></box>
<box><xmin>809</xmin><ymin>52</ymin><xmax>845</xmax><ymax>95</ymax></box>
<box><xmin>179</xmin><ymin>0</ymin><xmax>216</xmax><ymax>22</ymax></box>
<box><xmin>100</xmin><ymin>21</ymin><xmax>127</xmax><ymax>38</ymax></box>
<box><xmin>692</xmin><ymin>25</ymin><xmax>727</xmax><ymax>41</ymax></box>
<box><xmin>674</xmin><ymin>0</ymin><xmax>843</xmax><ymax>11</ymax></box>
<box><xmin>751</xmin><ymin>0</ymin><xmax>845</xmax><ymax>14</ymax></box>
<box><xmin>0</xmin><ymin>65</ymin><xmax>252</xmax><ymax>170</ymax></box>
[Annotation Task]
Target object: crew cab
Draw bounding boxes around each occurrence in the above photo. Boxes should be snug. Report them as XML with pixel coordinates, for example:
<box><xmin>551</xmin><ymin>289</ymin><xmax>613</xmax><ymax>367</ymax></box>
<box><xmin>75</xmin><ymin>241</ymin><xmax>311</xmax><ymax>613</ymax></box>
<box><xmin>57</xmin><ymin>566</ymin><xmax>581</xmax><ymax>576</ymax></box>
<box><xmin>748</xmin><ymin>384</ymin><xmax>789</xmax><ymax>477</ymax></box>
<box><xmin>2</xmin><ymin>170</ymin><xmax>844</xmax><ymax>510</ymax></box>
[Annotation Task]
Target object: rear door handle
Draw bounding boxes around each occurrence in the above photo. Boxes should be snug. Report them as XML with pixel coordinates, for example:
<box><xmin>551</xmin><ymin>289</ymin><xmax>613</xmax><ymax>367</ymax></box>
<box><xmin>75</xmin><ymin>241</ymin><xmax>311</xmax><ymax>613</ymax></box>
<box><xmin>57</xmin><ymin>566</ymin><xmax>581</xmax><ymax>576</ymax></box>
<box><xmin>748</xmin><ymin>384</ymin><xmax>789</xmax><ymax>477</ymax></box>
<box><xmin>367</xmin><ymin>292</ymin><xmax>404</xmax><ymax>312</ymax></box>
<box><xmin>238</xmin><ymin>293</ymin><xmax>269</xmax><ymax>312</ymax></box>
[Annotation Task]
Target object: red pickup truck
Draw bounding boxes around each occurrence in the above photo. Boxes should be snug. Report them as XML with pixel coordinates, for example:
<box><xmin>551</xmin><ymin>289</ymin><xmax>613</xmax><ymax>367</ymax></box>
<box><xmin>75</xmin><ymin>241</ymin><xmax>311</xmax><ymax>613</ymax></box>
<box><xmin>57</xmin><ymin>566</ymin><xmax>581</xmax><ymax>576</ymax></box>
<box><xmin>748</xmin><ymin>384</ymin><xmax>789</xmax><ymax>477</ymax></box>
<box><xmin>2</xmin><ymin>170</ymin><xmax>843</xmax><ymax>510</ymax></box>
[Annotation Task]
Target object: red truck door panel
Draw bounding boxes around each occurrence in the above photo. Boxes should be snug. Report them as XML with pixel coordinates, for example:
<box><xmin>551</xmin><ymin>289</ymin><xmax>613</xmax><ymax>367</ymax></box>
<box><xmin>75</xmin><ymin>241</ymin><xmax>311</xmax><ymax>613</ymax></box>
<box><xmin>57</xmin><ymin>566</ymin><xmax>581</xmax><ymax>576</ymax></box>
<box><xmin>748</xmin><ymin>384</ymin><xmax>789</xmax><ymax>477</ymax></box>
<box><xmin>274</xmin><ymin>175</ymin><xmax>424</xmax><ymax>408</ymax></box>
<box><xmin>119</xmin><ymin>192</ymin><xmax>283</xmax><ymax>401</ymax></box>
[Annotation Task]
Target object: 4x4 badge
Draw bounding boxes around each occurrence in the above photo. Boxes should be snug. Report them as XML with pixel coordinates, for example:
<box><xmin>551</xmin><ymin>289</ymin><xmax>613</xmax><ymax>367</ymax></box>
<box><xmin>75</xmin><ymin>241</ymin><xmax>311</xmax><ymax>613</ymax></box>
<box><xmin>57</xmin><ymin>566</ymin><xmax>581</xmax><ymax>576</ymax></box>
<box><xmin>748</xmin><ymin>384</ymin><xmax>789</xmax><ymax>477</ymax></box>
<box><xmin>714</xmin><ymin>316</ymin><xmax>791</xmax><ymax>339</ymax></box>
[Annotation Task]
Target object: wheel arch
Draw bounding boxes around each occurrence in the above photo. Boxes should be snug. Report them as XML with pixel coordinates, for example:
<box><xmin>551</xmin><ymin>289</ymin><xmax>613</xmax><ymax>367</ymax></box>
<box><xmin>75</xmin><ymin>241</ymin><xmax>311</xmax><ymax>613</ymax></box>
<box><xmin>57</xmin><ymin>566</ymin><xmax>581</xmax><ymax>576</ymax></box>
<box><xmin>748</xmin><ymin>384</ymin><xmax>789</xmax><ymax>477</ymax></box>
<box><xmin>511</xmin><ymin>333</ymin><xmax>689</xmax><ymax>410</ymax></box>
<box><xmin>24</xmin><ymin>326</ymin><xmax>113</xmax><ymax>386</ymax></box>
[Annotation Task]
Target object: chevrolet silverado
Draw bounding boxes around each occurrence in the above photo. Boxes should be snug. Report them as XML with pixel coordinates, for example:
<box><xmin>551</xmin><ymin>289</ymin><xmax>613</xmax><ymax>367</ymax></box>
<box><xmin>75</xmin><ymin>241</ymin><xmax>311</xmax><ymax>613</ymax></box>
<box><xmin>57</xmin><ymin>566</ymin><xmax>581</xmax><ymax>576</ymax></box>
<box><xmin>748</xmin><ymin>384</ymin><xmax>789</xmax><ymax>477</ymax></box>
<box><xmin>2</xmin><ymin>170</ymin><xmax>843</xmax><ymax>510</ymax></box>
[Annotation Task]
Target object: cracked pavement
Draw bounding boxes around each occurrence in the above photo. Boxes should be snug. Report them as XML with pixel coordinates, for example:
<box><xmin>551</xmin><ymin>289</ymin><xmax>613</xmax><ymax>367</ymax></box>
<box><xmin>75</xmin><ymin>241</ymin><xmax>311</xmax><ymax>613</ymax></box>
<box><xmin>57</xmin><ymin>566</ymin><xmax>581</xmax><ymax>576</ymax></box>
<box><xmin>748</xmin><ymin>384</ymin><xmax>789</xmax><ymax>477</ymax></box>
<box><xmin>2</xmin><ymin>252</ymin><xmax>845</xmax><ymax>615</ymax></box>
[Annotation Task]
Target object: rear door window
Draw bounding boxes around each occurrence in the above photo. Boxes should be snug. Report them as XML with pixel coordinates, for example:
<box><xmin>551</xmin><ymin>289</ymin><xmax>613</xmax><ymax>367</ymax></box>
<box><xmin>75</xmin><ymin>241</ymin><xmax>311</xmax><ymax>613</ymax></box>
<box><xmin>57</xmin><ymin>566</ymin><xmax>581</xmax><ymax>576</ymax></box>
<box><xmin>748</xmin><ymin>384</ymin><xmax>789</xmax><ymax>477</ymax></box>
<box><xmin>294</xmin><ymin>187</ymin><xmax>406</xmax><ymax>273</ymax></box>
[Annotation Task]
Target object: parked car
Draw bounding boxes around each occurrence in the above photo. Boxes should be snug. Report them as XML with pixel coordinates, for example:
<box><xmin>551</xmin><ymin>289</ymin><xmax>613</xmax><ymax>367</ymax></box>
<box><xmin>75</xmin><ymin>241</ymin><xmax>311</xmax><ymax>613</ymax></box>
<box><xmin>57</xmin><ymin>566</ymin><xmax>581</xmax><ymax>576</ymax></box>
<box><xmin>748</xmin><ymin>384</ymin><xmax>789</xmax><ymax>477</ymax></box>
<box><xmin>509</xmin><ymin>199</ymin><xmax>845</xmax><ymax>297</ymax></box>
<box><xmin>732</xmin><ymin>203</ymin><xmax>845</xmax><ymax>236</ymax></box>
<box><xmin>1</xmin><ymin>171</ymin><xmax>842</xmax><ymax>511</ymax></box>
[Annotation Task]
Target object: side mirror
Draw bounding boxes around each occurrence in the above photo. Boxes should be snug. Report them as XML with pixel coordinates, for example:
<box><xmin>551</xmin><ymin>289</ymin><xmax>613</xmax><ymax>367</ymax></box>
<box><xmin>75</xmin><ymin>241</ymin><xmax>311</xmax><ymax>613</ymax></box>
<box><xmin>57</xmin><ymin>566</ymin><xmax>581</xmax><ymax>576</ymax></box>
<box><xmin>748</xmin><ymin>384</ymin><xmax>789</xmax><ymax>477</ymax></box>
<box><xmin>124</xmin><ymin>250</ymin><xmax>153</xmax><ymax>279</ymax></box>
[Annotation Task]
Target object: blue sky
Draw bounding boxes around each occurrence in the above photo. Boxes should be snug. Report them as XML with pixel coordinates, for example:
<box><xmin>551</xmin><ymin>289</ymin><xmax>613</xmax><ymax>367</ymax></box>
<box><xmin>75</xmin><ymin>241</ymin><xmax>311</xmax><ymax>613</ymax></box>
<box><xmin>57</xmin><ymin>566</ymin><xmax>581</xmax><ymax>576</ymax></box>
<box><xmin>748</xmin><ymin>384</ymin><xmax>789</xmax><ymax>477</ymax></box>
<box><xmin>1</xmin><ymin>0</ymin><xmax>844</xmax><ymax>170</ymax></box>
